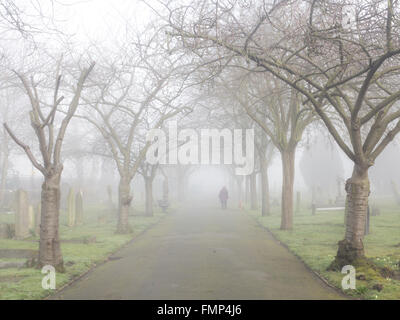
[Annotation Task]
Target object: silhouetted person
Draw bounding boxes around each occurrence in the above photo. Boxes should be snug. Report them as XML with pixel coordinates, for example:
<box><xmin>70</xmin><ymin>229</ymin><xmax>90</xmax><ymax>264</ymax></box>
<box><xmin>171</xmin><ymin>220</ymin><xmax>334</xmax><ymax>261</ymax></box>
<box><xmin>219</xmin><ymin>186</ymin><xmax>228</xmax><ymax>209</ymax></box>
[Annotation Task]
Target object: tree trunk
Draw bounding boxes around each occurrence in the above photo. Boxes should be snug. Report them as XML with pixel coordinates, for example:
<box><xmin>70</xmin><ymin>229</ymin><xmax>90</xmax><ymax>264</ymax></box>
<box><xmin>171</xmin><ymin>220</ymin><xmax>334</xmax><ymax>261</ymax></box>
<box><xmin>260</xmin><ymin>158</ymin><xmax>270</xmax><ymax>216</ymax></box>
<box><xmin>116</xmin><ymin>176</ymin><xmax>133</xmax><ymax>234</ymax></box>
<box><xmin>330</xmin><ymin>164</ymin><xmax>370</xmax><ymax>269</ymax></box>
<box><xmin>38</xmin><ymin>169</ymin><xmax>64</xmax><ymax>272</ymax></box>
<box><xmin>280</xmin><ymin>148</ymin><xmax>295</xmax><ymax>230</ymax></box>
<box><xmin>250</xmin><ymin>172</ymin><xmax>258</xmax><ymax>210</ymax></box>
<box><xmin>145</xmin><ymin>177</ymin><xmax>153</xmax><ymax>217</ymax></box>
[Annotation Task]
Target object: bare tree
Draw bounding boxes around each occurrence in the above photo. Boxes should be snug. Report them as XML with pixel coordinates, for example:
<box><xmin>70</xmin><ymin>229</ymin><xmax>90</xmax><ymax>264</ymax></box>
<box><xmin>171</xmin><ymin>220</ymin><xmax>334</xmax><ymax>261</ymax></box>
<box><xmin>0</xmin><ymin>0</ymin><xmax>54</xmax><ymax>37</ymax></box>
<box><xmin>78</xmin><ymin>67</ymin><xmax>177</xmax><ymax>232</ymax></box>
<box><xmin>78</xmin><ymin>29</ymin><xmax>192</xmax><ymax>233</ymax></box>
<box><xmin>255</xmin><ymin>127</ymin><xmax>275</xmax><ymax>216</ymax></box>
<box><xmin>220</xmin><ymin>72</ymin><xmax>314</xmax><ymax>229</ymax></box>
<box><xmin>158</xmin><ymin>0</ymin><xmax>400</xmax><ymax>266</ymax></box>
<box><xmin>3</xmin><ymin>59</ymin><xmax>94</xmax><ymax>271</ymax></box>
<box><xmin>138</xmin><ymin>162</ymin><xmax>158</xmax><ymax>217</ymax></box>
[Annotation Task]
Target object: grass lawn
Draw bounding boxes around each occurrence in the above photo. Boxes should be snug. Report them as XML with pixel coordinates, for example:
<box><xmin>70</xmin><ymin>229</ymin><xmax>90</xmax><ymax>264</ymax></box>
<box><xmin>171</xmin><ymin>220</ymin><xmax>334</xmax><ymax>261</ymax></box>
<box><xmin>246</xmin><ymin>200</ymin><xmax>400</xmax><ymax>300</ymax></box>
<box><xmin>0</xmin><ymin>204</ymin><xmax>167</xmax><ymax>300</ymax></box>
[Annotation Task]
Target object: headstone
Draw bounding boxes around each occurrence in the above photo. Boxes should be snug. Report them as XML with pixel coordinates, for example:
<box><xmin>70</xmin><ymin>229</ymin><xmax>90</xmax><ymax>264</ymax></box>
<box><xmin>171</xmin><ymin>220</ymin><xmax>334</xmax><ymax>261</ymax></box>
<box><xmin>67</xmin><ymin>188</ymin><xmax>76</xmax><ymax>227</ymax></box>
<box><xmin>0</xmin><ymin>261</ymin><xmax>26</xmax><ymax>269</ymax></box>
<box><xmin>0</xmin><ymin>223</ymin><xmax>14</xmax><ymax>239</ymax></box>
<box><xmin>0</xmin><ymin>248</ymin><xmax>37</xmax><ymax>259</ymax></box>
<box><xmin>28</xmin><ymin>205</ymin><xmax>35</xmax><ymax>231</ymax></box>
<box><xmin>14</xmin><ymin>190</ymin><xmax>30</xmax><ymax>239</ymax></box>
<box><xmin>0</xmin><ymin>248</ymin><xmax>38</xmax><ymax>268</ymax></box>
<box><xmin>75</xmin><ymin>191</ymin><xmax>84</xmax><ymax>225</ymax></box>
<box><xmin>0</xmin><ymin>224</ymin><xmax>8</xmax><ymax>238</ymax></box>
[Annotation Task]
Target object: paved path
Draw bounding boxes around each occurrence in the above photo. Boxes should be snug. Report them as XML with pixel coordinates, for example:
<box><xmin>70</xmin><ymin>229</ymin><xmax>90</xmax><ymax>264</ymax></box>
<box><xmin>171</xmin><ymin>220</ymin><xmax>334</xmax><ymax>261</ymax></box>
<box><xmin>51</xmin><ymin>207</ymin><xmax>343</xmax><ymax>299</ymax></box>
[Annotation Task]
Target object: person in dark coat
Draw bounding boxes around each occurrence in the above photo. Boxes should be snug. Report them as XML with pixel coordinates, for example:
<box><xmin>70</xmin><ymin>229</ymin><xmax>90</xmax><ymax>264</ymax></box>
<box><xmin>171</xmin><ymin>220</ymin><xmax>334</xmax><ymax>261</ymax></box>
<box><xmin>219</xmin><ymin>186</ymin><xmax>228</xmax><ymax>209</ymax></box>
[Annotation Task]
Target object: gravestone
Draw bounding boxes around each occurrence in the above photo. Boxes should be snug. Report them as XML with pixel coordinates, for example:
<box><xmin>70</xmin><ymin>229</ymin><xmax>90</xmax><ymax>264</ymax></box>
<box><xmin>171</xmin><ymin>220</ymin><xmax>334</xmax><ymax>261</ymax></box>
<box><xmin>0</xmin><ymin>223</ymin><xmax>14</xmax><ymax>239</ymax></box>
<box><xmin>0</xmin><ymin>249</ymin><xmax>38</xmax><ymax>269</ymax></box>
<box><xmin>14</xmin><ymin>190</ymin><xmax>30</xmax><ymax>239</ymax></box>
<box><xmin>0</xmin><ymin>224</ymin><xmax>9</xmax><ymax>238</ymax></box>
<box><xmin>28</xmin><ymin>205</ymin><xmax>35</xmax><ymax>231</ymax></box>
<box><xmin>67</xmin><ymin>188</ymin><xmax>76</xmax><ymax>227</ymax></box>
<box><xmin>75</xmin><ymin>191</ymin><xmax>84</xmax><ymax>225</ymax></box>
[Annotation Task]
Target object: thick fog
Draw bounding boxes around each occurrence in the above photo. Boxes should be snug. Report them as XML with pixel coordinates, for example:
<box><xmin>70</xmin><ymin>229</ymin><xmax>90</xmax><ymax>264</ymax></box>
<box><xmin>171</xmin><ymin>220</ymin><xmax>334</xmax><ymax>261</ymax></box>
<box><xmin>1</xmin><ymin>0</ymin><xmax>400</xmax><ymax>302</ymax></box>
